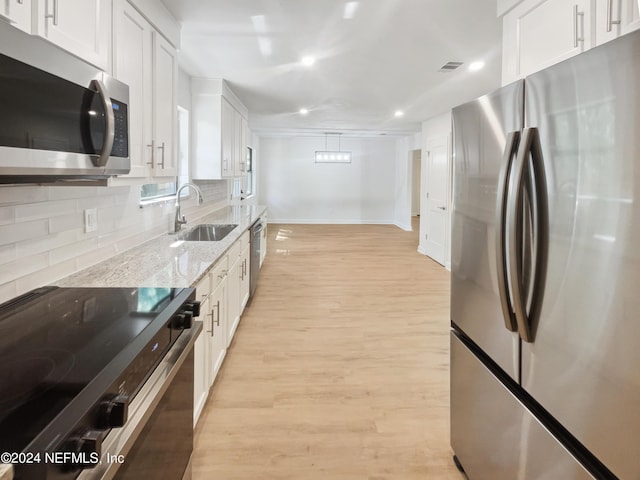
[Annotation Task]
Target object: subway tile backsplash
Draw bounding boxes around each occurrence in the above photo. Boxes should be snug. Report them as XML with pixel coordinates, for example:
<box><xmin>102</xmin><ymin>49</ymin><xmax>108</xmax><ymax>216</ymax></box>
<box><xmin>0</xmin><ymin>179</ymin><xmax>229</xmax><ymax>304</ymax></box>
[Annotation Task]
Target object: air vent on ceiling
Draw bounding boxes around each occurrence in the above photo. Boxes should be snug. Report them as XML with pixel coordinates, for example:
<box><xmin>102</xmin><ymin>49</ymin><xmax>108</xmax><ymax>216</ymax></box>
<box><xmin>439</xmin><ymin>61</ymin><xmax>463</xmax><ymax>73</ymax></box>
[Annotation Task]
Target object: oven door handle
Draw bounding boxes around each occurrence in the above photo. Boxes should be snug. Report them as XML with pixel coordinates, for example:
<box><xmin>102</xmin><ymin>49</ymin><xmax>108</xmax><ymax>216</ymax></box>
<box><xmin>90</xmin><ymin>79</ymin><xmax>115</xmax><ymax>168</ymax></box>
<box><xmin>77</xmin><ymin>323</ymin><xmax>202</xmax><ymax>480</ymax></box>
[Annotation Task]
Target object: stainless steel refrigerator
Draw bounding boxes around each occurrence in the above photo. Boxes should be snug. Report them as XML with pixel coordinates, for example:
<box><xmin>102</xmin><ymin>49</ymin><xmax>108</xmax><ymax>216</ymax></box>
<box><xmin>450</xmin><ymin>29</ymin><xmax>640</xmax><ymax>480</ymax></box>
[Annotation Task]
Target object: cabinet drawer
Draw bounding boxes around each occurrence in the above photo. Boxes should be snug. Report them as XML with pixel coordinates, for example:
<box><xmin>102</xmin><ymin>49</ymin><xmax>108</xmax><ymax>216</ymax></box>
<box><xmin>227</xmin><ymin>239</ymin><xmax>243</xmax><ymax>262</ymax></box>
<box><xmin>195</xmin><ymin>274</ymin><xmax>211</xmax><ymax>302</ymax></box>
<box><xmin>240</xmin><ymin>230</ymin><xmax>250</xmax><ymax>249</ymax></box>
<box><xmin>210</xmin><ymin>256</ymin><xmax>229</xmax><ymax>288</ymax></box>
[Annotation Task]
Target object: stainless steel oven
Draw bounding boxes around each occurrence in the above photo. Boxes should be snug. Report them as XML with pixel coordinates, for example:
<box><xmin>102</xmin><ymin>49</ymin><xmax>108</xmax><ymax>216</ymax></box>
<box><xmin>0</xmin><ymin>23</ymin><xmax>129</xmax><ymax>183</ymax></box>
<box><xmin>0</xmin><ymin>286</ymin><xmax>200</xmax><ymax>480</ymax></box>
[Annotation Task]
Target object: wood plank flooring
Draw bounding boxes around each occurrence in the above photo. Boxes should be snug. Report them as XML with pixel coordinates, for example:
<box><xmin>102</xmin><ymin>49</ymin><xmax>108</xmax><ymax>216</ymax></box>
<box><xmin>192</xmin><ymin>221</ymin><xmax>463</xmax><ymax>479</ymax></box>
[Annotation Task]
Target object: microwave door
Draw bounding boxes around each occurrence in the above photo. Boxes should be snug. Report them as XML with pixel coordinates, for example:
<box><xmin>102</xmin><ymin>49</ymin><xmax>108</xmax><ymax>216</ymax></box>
<box><xmin>81</xmin><ymin>80</ymin><xmax>115</xmax><ymax>167</ymax></box>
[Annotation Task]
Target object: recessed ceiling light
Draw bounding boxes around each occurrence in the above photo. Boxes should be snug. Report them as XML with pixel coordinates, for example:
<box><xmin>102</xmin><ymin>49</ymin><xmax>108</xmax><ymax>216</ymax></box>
<box><xmin>469</xmin><ymin>61</ymin><xmax>485</xmax><ymax>72</ymax></box>
<box><xmin>301</xmin><ymin>56</ymin><xmax>316</xmax><ymax>66</ymax></box>
<box><xmin>299</xmin><ymin>108</ymin><xmax>309</xmax><ymax>115</ymax></box>
<box><xmin>343</xmin><ymin>1</ymin><xmax>359</xmax><ymax>19</ymax></box>
<box><xmin>394</xmin><ymin>110</ymin><xmax>404</xmax><ymax>117</ymax></box>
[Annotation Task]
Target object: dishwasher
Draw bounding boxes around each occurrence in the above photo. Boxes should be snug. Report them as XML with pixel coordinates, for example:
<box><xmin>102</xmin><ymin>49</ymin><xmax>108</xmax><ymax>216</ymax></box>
<box><xmin>249</xmin><ymin>218</ymin><xmax>264</xmax><ymax>301</ymax></box>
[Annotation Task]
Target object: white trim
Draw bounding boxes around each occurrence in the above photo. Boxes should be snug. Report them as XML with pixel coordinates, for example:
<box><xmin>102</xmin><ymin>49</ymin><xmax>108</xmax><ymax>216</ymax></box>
<box><xmin>395</xmin><ymin>222</ymin><xmax>413</xmax><ymax>232</ymax></box>
<box><xmin>417</xmin><ymin>245</ymin><xmax>428</xmax><ymax>256</ymax></box>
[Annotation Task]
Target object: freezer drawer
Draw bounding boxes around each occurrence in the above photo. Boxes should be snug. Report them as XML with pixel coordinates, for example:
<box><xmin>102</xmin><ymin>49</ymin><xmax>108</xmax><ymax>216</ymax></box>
<box><xmin>451</xmin><ymin>332</ymin><xmax>595</xmax><ymax>480</ymax></box>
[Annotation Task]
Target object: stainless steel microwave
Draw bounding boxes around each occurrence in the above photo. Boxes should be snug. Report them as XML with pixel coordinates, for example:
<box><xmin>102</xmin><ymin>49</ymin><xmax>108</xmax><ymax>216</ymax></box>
<box><xmin>0</xmin><ymin>23</ymin><xmax>130</xmax><ymax>184</ymax></box>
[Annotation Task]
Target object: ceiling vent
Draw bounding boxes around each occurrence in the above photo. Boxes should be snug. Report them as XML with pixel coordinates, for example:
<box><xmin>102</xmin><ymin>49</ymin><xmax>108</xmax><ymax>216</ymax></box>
<box><xmin>439</xmin><ymin>61</ymin><xmax>463</xmax><ymax>73</ymax></box>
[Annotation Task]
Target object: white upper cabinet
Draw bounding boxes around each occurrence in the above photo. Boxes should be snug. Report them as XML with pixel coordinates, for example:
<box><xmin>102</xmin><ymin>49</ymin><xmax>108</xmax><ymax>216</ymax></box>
<box><xmin>112</xmin><ymin>0</ymin><xmax>178</xmax><ymax>179</ymax></box>
<box><xmin>594</xmin><ymin>0</ymin><xmax>640</xmax><ymax>46</ymax></box>
<box><xmin>0</xmin><ymin>0</ymin><xmax>32</xmax><ymax>33</ymax></box>
<box><xmin>152</xmin><ymin>31</ymin><xmax>178</xmax><ymax>177</ymax></box>
<box><xmin>192</xmin><ymin>78</ymin><xmax>249</xmax><ymax>180</ymax></box>
<box><xmin>113</xmin><ymin>1</ymin><xmax>152</xmax><ymax>177</ymax></box>
<box><xmin>502</xmin><ymin>0</ymin><xmax>592</xmax><ymax>85</ymax></box>
<box><xmin>34</xmin><ymin>0</ymin><xmax>111</xmax><ymax>70</ymax></box>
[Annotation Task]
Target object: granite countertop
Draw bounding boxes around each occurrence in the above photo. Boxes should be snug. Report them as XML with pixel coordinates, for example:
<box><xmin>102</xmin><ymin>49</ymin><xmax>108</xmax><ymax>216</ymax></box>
<box><xmin>57</xmin><ymin>204</ymin><xmax>267</xmax><ymax>289</ymax></box>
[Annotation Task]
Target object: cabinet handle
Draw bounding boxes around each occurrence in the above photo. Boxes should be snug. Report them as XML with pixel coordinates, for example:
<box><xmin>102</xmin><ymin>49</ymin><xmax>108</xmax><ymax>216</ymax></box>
<box><xmin>215</xmin><ymin>300</ymin><xmax>221</xmax><ymax>327</ymax></box>
<box><xmin>573</xmin><ymin>5</ymin><xmax>584</xmax><ymax>48</ymax></box>
<box><xmin>157</xmin><ymin>142</ymin><xmax>166</xmax><ymax>169</ymax></box>
<box><xmin>146</xmin><ymin>141</ymin><xmax>155</xmax><ymax>167</ymax></box>
<box><xmin>607</xmin><ymin>0</ymin><xmax>621</xmax><ymax>32</ymax></box>
<box><xmin>17</xmin><ymin>0</ymin><xmax>24</xmax><ymax>5</ymax></box>
<box><xmin>207</xmin><ymin>310</ymin><xmax>214</xmax><ymax>335</ymax></box>
<box><xmin>224</xmin><ymin>158</ymin><xmax>229</xmax><ymax>173</ymax></box>
<box><xmin>45</xmin><ymin>0</ymin><xmax>59</xmax><ymax>26</ymax></box>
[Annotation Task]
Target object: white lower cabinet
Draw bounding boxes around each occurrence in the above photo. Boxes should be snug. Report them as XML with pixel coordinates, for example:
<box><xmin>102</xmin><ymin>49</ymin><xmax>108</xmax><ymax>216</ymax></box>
<box><xmin>192</xmin><ymin>228</ymin><xmax>255</xmax><ymax>425</ymax></box>
<box><xmin>239</xmin><ymin>243</ymin><xmax>250</xmax><ymax>312</ymax></box>
<box><xmin>206</xmin><ymin>260</ymin><xmax>228</xmax><ymax>386</ymax></box>
<box><xmin>193</xmin><ymin>286</ymin><xmax>210</xmax><ymax>426</ymax></box>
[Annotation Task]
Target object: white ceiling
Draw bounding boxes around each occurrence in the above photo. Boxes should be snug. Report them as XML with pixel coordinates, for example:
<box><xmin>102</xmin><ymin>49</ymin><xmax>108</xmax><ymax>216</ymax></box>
<box><xmin>161</xmin><ymin>0</ymin><xmax>503</xmax><ymax>136</ymax></box>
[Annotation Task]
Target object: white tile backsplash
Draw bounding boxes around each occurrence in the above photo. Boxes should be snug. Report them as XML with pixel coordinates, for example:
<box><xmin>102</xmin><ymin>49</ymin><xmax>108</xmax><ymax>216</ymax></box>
<box><xmin>0</xmin><ymin>179</ymin><xmax>229</xmax><ymax>304</ymax></box>
<box><xmin>0</xmin><ymin>219</ymin><xmax>49</xmax><ymax>246</ymax></box>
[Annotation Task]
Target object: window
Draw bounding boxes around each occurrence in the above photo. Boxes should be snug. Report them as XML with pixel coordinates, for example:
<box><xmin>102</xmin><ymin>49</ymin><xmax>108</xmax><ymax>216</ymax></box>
<box><xmin>140</xmin><ymin>107</ymin><xmax>190</xmax><ymax>203</ymax></box>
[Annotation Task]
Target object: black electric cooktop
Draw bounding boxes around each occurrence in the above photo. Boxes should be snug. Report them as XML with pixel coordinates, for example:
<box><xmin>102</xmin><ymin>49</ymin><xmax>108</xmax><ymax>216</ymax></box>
<box><xmin>0</xmin><ymin>286</ymin><xmax>186</xmax><ymax>455</ymax></box>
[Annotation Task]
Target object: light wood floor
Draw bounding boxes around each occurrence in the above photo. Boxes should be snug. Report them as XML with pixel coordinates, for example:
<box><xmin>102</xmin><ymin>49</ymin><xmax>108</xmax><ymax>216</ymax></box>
<box><xmin>192</xmin><ymin>220</ymin><xmax>463</xmax><ymax>479</ymax></box>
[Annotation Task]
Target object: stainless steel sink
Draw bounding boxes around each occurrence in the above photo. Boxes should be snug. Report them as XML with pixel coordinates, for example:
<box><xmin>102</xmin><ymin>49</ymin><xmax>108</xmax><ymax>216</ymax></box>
<box><xmin>177</xmin><ymin>224</ymin><xmax>238</xmax><ymax>241</ymax></box>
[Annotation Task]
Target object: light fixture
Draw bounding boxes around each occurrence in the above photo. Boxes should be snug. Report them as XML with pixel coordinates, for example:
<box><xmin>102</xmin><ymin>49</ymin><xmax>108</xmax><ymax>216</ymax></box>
<box><xmin>394</xmin><ymin>110</ymin><xmax>404</xmax><ymax>117</ymax></box>
<box><xmin>469</xmin><ymin>61</ymin><xmax>485</xmax><ymax>72</ymax></box>
<box><xmin>315</xmin><ymin>133</ymin><xmax>352</xmax><ymax>163</ymax></box>
<box><xmin>299</xmin><ymin>108</ymin><xmax>309</xmax><ymax>115</ymax></box>
<box><xmin>301</xmin><ymin>56</ymin><xmax>316</xmax><ymax>66</ymax></box>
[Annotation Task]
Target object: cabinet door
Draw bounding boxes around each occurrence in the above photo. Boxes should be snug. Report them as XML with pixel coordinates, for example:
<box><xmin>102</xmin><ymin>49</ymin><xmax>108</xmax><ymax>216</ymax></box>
<box><xmin>226</xmin><ymin>256</ymin><xmax>241</xmax><ymax>347</ymax></box>
<box><xmin>208</xmin><ymin>276</ymin><xmax>227</xmax><ymax>386</ymax></box>
<box><xmin>113</xmin><ymin>1</ymin><xmax>152</xmax><ymax>178</ymax></box>
<box><xmin>502</xmin><ymin>0</ymin><xmax>592</xmax><ymax>84</ymax></box>
<box><xmin>239</xmin><ymin>115</ymin><xmax>248</xmax><ymax>176</ymax></box>
<box><xmin>221</xmin><ymin>97</ymin><xmax>234</xmax><ymax>178</ymax></box>
<box><xmin>152</xmin><ymin>31</ymin><xmax>178</xmax><ymax>177</ymax></box>
<box><xmin>621</xmin><ymin>0</ymin><xmax>640</xmax><ymax>34</ymax></box>
<box><xmin>36</xmin><ymin>0</ymin><xmax>111</xmax><ymax>70</ymax></box>
<box><xmin>193</xmin><ymin>295</ymin><xmax>210</xmax><ymax>426</ymax></box>
<box><xmin>239</xmin><ymin>244</ymin><xmax>250</xmax><ymax>314</ymax></box>
<box><xmin>1</xmin><ymin>0</ymin><xmax>31</xmax><ymax>33</ymax></box>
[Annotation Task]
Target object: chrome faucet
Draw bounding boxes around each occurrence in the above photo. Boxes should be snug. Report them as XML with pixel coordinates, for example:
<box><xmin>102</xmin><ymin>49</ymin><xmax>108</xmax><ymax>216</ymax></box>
<box><xmin>174</xmin><ymin>182</ymin><xmax>204</xmax><ymax>232</ymax></box>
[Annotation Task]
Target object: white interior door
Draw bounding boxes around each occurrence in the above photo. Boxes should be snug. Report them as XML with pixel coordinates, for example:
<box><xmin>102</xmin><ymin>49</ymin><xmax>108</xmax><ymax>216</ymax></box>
<box><xmin>424</xmin><ymin>137</ymin><xmax>450</xmax><ymax>266</ymax></box>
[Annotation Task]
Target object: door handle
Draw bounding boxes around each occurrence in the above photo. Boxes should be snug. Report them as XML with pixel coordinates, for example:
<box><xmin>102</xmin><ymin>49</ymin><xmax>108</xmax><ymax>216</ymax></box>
<box><xmin>45</xmin><ymin>0</ymin><xmax>59</xmax><ymax>26</ymax></box>
<box><xmin>496</xmin><ymin>131</ymin><xmax>519</xmax><ymax>332</ymax></box>
<box><xmin>90</xmin><ymin>79</ymin><xmax>115</xmax><ymax>167</ymax></box>
<box><xmin>506</xmin><ymin>128</ymin><xmax>548</xmax><ymax>343</ymax></box>
<box><xmin>607</xmin><ymin>0</ymin><xmax>621</xmax><ymax>32</ymax></box>
<box><xmin>573</xmin><ymin>5</ymin><xmax>584</xmax><ymax>48</ymax></box>
<box><xmin>437</xmin><ymin>206</ymin><xmax>446</xmax><ymax>211</ymax></box>
<box><xmin>157</xmin><ymin>142</ymin><xmax>166</xmax><ymax>169</ymax></box>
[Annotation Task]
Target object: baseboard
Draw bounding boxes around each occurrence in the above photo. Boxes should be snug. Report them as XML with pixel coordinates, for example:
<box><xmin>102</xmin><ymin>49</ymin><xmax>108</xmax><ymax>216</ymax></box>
<box><xmin>417</xmin><ymin>245</ymin><xmax>428</xmax><ymax>256</ymax></box>
<box><xmin>395</xmin><ymin>222</ymin><xmax>413</xmax><ymax>231</ymax></box>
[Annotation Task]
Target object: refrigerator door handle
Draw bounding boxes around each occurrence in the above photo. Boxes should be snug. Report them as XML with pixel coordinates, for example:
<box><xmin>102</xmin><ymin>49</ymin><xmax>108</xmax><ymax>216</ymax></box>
<box><xmin>507</xmin><ymin>127</ymin><xmax>549</xmax><ymax>342</ymax></box>
<box><xmin>495</xmin><ymin>130</ymin><xmax>520</xmax><ymax>332</ymax></box>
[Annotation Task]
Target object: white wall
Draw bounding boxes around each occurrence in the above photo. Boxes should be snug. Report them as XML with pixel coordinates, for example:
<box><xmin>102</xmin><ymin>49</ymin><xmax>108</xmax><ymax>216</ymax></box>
<box><xmin>258</xmin><ymin>136</ymin><xmax>397</xmax><ymax>224</ymax></box>
<box><xmin>419</xmin><ymin>111</ymin><xmax>452</xmax><ymax>267</ymax></box>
